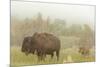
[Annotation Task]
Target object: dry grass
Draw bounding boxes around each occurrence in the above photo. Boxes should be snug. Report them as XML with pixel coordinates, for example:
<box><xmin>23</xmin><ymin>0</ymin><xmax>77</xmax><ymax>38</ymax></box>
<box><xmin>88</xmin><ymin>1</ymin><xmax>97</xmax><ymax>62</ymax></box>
<box><xmin>11</xmin><ymin>46</ymin><xmax>95</xmax><ymax>67</ymax></box>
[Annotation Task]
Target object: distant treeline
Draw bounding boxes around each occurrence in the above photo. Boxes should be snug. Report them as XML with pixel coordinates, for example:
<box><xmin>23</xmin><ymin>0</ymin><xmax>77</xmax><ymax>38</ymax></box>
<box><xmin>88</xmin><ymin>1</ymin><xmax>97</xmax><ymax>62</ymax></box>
<box><xmin>11</xmin><ymin>13</ymin><xmax>95</xmax><ymax>48</ymax></box>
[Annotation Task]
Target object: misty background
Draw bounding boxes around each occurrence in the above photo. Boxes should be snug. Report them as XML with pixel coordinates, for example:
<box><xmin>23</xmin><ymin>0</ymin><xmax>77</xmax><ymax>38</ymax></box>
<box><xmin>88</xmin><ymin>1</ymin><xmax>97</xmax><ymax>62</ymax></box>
<box><xmin>11</xmin><ymin>1</ymin><xmax>95</xmax><ymax>49</ymax></box>
<box><xmin>11</xmin><ymin>1</ymin><xmax>95</xmax><ymax>27</ymax></box>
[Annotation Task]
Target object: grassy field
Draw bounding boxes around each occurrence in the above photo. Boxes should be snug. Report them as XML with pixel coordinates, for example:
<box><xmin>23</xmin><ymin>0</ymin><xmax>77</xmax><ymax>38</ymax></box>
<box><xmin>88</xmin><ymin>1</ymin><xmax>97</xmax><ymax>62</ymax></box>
<box><xmin>11</xmin><ymin>47</ymin><xmax>95</xmax><ymax>67</ymax></box>
<box><xmin>11</xmin><ymin>36</ymin><xmax>95</xmax><ymax>66</ymax></box>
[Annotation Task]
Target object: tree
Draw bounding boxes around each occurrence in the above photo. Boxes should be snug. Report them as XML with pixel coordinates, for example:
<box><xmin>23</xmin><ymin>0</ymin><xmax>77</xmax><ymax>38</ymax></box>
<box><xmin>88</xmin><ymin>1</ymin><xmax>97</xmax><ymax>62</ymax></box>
<box><xmin>68</xmin><ymin>24</ymin><xmax>82</xmax><ymax>36</ymax></box>
<box><xmin>48</xmin><ymin>18</ymin><xmax>67</xmax><ymax>36</ymax></box>
<box><xmin>36</xmin><ymin>12</ymin><xmax>43</xmax><ymax>32</ymax></box>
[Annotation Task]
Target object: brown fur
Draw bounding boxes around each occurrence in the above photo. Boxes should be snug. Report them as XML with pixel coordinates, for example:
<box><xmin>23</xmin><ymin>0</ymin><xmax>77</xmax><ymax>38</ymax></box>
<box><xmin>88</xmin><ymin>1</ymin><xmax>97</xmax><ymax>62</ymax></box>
<box><xmin>79</xmin><ymin>47</ymin><xmax>90</xmax><ymax>56</ymax></box>
<box><xmin>21</xmin><ymin>33</ymin><xmax>61</xmax><ymax>61</ymax></box>
<box><xmin>32</xmin><ymin>32</ymin><xmax>61</xmax><ymax>61</ymax></box>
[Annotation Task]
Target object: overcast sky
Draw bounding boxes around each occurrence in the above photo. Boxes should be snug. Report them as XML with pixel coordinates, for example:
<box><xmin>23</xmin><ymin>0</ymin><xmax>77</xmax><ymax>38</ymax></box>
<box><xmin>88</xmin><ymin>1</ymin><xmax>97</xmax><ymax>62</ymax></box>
<box><xmin>11</xmin><ymin>1</ymin><xmax>95</xmax><ymax>28</ymax></box>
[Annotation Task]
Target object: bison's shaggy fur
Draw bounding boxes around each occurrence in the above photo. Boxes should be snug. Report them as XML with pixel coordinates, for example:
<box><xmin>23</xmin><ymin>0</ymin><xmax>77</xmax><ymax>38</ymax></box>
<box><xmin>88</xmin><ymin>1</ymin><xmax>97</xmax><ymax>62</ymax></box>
<box><xmin>21</xmin><ymin>32</ymin><xmax>61</xmax><ymax>61</ymax></box>
<box><xmin>32</xmin><ymin>32</ymin><xmax>61</xmax><ymax>61</ymax></box>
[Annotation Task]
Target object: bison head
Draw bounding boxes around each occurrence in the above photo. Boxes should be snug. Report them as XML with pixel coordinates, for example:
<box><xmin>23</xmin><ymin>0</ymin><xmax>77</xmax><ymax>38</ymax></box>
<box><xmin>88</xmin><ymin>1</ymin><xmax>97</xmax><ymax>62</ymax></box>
<box><xmin>21</xmin><ymin>37</ymin><xmax>33</xmax><ymax>55</ymax></box>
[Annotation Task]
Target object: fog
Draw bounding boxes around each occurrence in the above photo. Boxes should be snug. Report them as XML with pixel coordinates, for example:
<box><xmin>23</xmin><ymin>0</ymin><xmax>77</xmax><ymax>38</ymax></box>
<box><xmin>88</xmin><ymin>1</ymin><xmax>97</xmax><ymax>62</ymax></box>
<box><xmin>11</xmin><ymin>1</ymin><xmax>95</xmax><ymax>28</ymax></box>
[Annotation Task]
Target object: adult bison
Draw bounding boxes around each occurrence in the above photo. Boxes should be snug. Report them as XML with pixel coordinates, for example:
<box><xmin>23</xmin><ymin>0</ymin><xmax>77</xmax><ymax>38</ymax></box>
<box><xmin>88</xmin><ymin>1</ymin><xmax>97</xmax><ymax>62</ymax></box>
<box><xmin>32</xmin><ymin>32</ymin><xmax>61</xmax><ymax>61</ymax></box>
<box><xmin>21</xmin><ymin>32</ymin><xmax>61</xmax><ymax>61</ymax></box>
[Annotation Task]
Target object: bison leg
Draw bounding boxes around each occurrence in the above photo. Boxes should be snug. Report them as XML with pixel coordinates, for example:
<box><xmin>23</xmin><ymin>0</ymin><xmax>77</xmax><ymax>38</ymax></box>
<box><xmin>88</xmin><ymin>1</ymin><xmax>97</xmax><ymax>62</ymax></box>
<box><xmin>40</xmin><ymin>53</ymin><xmax>46</xmax><ymax>61</ymax></box>
<box><xmin>37</xmin><ymin>55</ymin><xmax>41</xmax><ymax>62</ymax></box>
<box><xmin>37</xmin><ymin>52</ymin><xmax>42</xmax><ymax>61</ymax></box>
<box><xmin>51</xmin><ymin>53</ymin><xmax>54</xmax><ymax>59</ymax></box>
<box><xmin>38</xmin><ymin>52</ymin><xmax>45</xmax><ymax>61</ymax></box>
<box><xmin>38</xmin><ymin>55</ymin><xmax>44</xmax><ymax>61</ymax></box>
<box><xmin>56</xmin><ymin>51</ymin><xmax>59</xmax><ymax>61</ymax></box>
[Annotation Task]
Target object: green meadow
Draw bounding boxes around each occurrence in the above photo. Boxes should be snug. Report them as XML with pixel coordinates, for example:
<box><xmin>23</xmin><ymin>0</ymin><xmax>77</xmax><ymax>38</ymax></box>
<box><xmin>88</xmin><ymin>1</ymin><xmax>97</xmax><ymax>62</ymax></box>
<box><xmin>11</xmin><ymin>47</ymin><xmax>95</xmax><ymax>66</ymax></box>
<box><xmin>11</xmin><ymin>37</ymin><xmax>95</xmax><ymax>66</ymax></box>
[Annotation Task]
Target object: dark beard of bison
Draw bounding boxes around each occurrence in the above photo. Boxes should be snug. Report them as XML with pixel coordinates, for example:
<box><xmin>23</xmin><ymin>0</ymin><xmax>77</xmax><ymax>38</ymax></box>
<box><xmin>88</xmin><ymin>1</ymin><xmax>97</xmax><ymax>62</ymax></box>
<box><xmin>25</xmin><ymin>48</ymin><xmax>35</xmax><ymax>56</ymax></box>
<box><xmin>25</xmin><ymin>49</ymin><xmax>30</xmax><ymax>56</ymax></box>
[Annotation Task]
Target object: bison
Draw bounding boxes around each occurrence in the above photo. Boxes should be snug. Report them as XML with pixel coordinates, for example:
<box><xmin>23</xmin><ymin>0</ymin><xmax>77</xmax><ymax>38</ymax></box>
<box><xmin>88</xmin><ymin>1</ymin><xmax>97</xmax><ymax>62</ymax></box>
<box><xmin>78</xmin><ymin>47</ymin><xmax>90</xmax><ymax>56</ymax></box>
<box><xmin>21</xmin><ymin>32</ymin><xmax>61</xmax><ymax>61</ymax></box>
